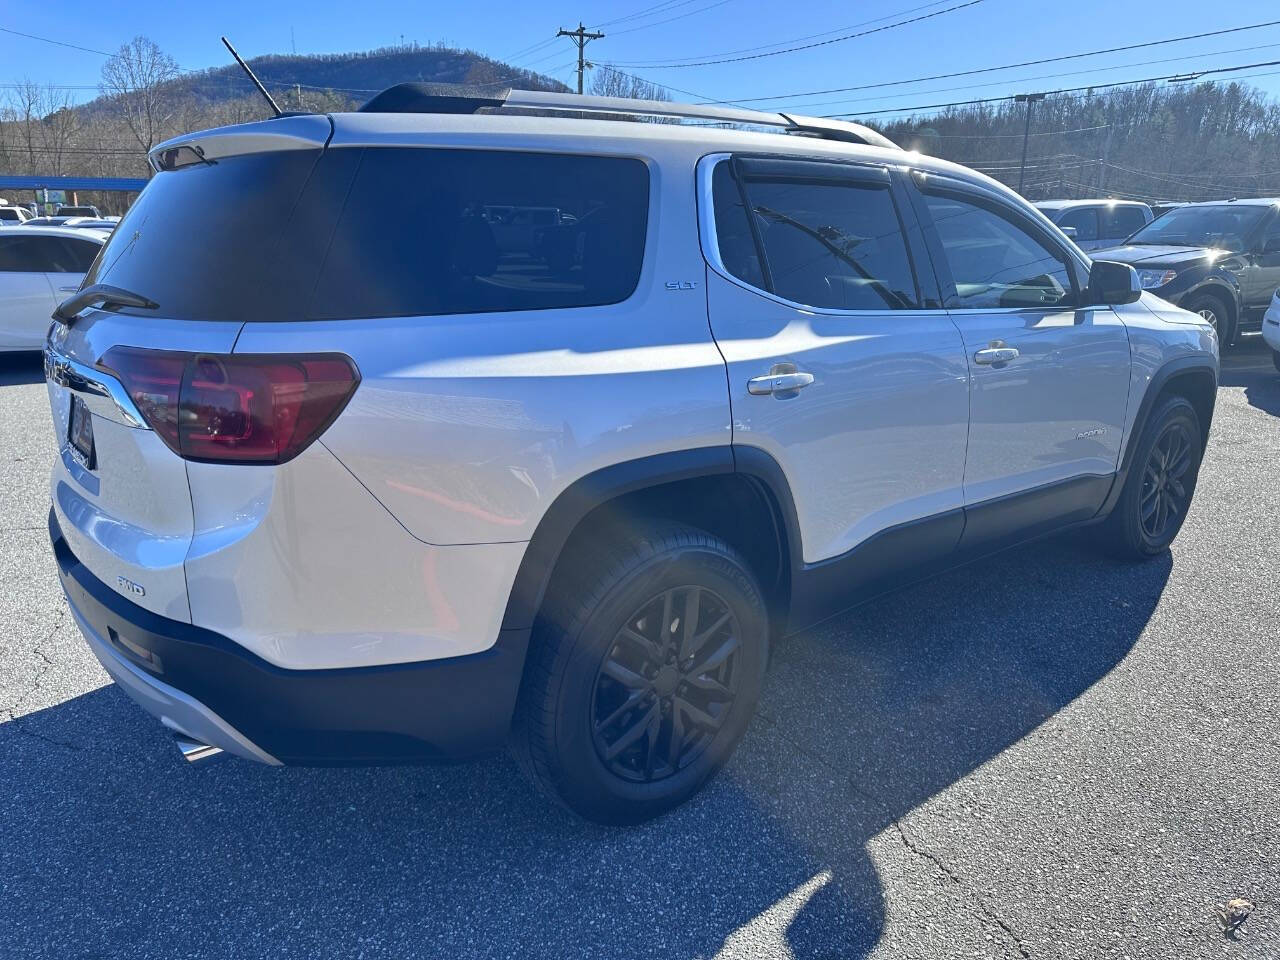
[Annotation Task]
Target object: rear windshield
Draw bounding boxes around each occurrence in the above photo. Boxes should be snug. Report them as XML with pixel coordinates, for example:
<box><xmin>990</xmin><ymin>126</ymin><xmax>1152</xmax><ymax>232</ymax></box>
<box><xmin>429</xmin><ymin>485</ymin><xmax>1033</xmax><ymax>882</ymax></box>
<box><xmin>90</xmin><ymin>145</ymin><xmax>649</xmax><ymax>322</ymax></box>
<box><xmin>309</xmin><ymin>148</ymin><xmax>650</xmax><ymax>320</ymax></box>
<box><xmin>85</xmin><ymin>149</ymin><xmax>323</xmax><ymax>322</ymax></box>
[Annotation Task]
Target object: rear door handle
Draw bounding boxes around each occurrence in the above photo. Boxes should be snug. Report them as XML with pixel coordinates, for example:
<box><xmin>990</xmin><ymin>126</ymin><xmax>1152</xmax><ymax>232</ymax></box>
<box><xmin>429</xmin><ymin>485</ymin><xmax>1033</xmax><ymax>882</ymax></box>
<box><xmin>974</xmin><ymin>341</ymin><xmax>1019</xmax><ymax>365</ymax></box>
<box><xmin>747</xmin><ymin>371</ymin><xmax>815</xmax><ymax>395</ymax></box>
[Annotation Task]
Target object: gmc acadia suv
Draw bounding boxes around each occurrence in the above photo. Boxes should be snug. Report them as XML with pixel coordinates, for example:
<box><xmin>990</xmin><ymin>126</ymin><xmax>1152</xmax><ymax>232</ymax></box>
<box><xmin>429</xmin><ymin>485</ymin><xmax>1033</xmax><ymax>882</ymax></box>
<box><xmin>44</xmin><ymin>86</ymin><xmax>1218</xmax><ymax>824</ymax></box>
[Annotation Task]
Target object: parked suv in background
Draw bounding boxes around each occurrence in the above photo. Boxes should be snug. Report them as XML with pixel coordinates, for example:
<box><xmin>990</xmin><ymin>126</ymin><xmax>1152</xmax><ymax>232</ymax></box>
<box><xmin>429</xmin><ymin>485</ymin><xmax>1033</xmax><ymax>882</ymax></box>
<box><xmin>1035</xmin><ymin>199</ymin><xmax>1153</xmax><ymax>252</ymax></box>
<box><xmin>45</xmin><ymin>86</ymin><xmax>1218</xmax><ymax>824</ymax></box>
<box><xmin>1092</xmin><ymin>198</ymin><xmax>1280</xmax><ymax>345</ymax></box>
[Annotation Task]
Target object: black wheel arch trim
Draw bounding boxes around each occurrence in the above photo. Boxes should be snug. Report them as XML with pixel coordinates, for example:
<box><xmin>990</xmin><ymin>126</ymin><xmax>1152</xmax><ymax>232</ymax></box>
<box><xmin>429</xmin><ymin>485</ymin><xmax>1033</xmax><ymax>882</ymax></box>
<box><xmin>1099</xmin><ymin>354</ymin><xmax>1217</xmax><ymax>517</ymax></box>
<box><xmin>500</xmin><ymin>445</ymin><xmax>805</xmax><ymax>632</ymax></box>
<box><xmin>1179</xmin><ymin>278</ymin><xmax>1240</xmax><ymax>330</ymax></box>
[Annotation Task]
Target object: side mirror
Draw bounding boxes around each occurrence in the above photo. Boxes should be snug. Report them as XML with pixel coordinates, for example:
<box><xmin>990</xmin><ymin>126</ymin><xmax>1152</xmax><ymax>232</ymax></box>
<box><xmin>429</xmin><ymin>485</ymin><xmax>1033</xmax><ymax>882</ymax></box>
<box><xmin>1060</xmin><ymin>225</ymin><xmax>1078</xmax><ymax>239</ymax></box>
<box><xmin>1088</xmin><ymin>260</ymin><xmax>1141</xmax><ymax>305</ymax></box>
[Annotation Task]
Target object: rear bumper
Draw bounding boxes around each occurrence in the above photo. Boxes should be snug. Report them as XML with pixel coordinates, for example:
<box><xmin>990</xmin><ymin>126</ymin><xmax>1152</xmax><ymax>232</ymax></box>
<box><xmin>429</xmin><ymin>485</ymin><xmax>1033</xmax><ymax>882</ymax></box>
<box><xmin>51</xmin><ymin>508</ymin><xmax>530</xmax><ymax>765</ymax></box>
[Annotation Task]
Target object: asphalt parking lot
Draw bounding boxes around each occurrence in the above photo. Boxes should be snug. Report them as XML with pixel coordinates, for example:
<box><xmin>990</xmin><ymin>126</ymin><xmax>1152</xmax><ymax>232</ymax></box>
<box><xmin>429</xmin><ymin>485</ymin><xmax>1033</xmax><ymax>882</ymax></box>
<box><xmin>1</xmin><ymin>343</ymin><xmax>1278</xmax><ymax>960</ymax></box>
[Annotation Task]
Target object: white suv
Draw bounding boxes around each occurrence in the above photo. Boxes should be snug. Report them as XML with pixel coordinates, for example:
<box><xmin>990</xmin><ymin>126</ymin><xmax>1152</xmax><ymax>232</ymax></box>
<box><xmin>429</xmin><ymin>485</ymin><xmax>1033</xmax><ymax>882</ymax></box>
<box><xmin>44</xmin><ymin>86</ymin><xmax>1218</xmax><ymax>823</ymax></box>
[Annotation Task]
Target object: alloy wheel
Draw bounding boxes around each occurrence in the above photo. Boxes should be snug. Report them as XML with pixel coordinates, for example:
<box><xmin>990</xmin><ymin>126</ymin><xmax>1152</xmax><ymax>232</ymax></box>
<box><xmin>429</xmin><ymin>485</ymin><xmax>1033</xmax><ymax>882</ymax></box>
<box><xmin>590</xmin><ymin>585</ymin><xmax>741</xmax><ymax>783</ymax></box>
<box><xmin>1140</xmin><ymin>421</ymin><xmax>1194</xmax><ymax>540</ymax></box>
<box><xmin>1196</xmin><ymin>306</ymin><xmax>1219</xmax><ymax>330</ymax></box>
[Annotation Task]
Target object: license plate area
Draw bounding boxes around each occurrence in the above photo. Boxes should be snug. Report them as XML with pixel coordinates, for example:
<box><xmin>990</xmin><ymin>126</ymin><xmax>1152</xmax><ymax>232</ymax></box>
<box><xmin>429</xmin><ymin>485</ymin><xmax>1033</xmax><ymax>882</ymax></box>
<box><xmin>68</xmin><ymin>394</ymin><xmax>96</xmax><ymax>469</ymax></box>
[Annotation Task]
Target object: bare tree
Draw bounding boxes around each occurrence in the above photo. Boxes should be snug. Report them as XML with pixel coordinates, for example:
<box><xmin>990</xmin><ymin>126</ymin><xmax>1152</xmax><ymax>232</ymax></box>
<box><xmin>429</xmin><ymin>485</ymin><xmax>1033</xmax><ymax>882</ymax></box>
<box><xmin>589</xmin><ymin>67</ymin><xmax>670</xmax><ymax>103</ymax></box>
<box><xmin>100</xmin><ymin>36</ymin><xmax>180</xmax><ymax>155</ymax></box>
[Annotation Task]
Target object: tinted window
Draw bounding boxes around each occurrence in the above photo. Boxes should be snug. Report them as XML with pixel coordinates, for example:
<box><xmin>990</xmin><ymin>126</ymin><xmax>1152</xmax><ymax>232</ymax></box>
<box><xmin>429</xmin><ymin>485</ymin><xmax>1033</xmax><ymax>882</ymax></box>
<box><xmin>716</xmin><ymin>163</ymin><xmax>918</xmax><ymax>310</ymax></box>
<box><xmin>1103</xmin><ymin>205</ymin><xmax>1149</xmax><ymax>240</ymax></box>
<box><xmin>1125</xmin><ymin>204</ymin><xmax>1268</xmax><ymax>252</ymax></box>
<box><xmin>311</xmin><ymin>148</ymin><xmax>649</xmax><ymax>319</ymax></box>
<box><xmin>923</xmin><ymin>193</ymin><xmax>1077</xmax><ymax>309</ymax></box>
<box><xmin>0</xmin><ymin>235</ymin><xmax>98</xmax><ymax>273</ymax></box>
<box><xmin>711</xmin><ymin>161</ymin><xmax>766</xmax><ymax>290</ymax></box>
<box><xmin>87</xmin><ymin>149</ymin><xmax>324</xmax><ymax>322</ymax></box>
<box><xmin>1055</xmin><ymin>207</ymin><xmax>1098</xmax><ymax>242</ymax></box>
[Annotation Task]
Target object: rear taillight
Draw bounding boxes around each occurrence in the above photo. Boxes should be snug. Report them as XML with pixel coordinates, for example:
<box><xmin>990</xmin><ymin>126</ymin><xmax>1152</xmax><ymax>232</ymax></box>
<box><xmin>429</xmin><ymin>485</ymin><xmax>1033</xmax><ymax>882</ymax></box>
<box><xmin>99</xmin><ymin>346</ymin><xmax>359</xmax><ymax>465</ymax></box>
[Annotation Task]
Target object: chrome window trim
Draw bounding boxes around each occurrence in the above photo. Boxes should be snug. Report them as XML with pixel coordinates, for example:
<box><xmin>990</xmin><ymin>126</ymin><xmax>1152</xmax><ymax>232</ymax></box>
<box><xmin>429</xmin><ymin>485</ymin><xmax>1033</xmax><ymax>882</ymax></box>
<box><xmin>695</xmin><ymin>152</ymin><xmax>917</xmax><ymax>318</ymax></box>
<box><xmin>44</xmin><ymin>340</ymin><xmax>146</xmax><ymax>429</ymax></box>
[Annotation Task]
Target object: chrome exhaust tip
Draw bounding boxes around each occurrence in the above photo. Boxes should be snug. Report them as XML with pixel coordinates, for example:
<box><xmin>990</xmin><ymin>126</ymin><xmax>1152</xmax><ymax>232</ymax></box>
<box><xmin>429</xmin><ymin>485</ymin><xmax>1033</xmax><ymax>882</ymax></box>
<box><xmin>174</xmin><ymin>735</ymin><xmax>223</xmax><ymax>763</ymax></box>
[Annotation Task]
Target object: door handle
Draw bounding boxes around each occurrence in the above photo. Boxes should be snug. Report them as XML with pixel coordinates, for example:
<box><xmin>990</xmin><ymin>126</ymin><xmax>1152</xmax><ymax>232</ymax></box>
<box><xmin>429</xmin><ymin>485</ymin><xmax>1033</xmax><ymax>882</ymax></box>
<box><xmin>57</xmin><ymin>286</ymin><xmax>79</xmax><ymax>292</ymax></box>
<box><xmin>747</xmin><ymin>371</ymin><xmax>815</xmax><ymax>395</ymax></box>
<box><xmin>974</xmin><ymin>341</ymin><xmax>1019</xmax><ymax>365</ymax></box>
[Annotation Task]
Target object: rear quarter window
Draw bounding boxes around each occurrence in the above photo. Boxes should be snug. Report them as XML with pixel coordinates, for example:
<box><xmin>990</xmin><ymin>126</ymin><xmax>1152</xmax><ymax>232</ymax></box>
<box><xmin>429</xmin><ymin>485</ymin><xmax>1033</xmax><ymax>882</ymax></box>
<box><xmin>310</xmin><ymin>148</ymin><xmax>650</xmax><ymax>320</ymax></box>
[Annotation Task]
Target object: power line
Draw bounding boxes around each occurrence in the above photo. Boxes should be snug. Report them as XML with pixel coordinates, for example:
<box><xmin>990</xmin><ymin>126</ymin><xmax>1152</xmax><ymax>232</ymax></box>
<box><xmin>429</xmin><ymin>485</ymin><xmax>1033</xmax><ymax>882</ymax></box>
<box><xmin>592</xmin><ymin>0</ymin><xmax>707</xmax><ymax>30</ymax></box>
<box><xmin>607</xmin><ymin>0</ymin><xmax>735</xmax><ymax>38</ymax></box>
<box><xmin>826</xmin><ymin>57</ymin><xmax>1280</xmax><ymax>117</ymax></box>
<box><xmin>764</xmin><ymin>41</ymin><xmax>1280</xmax><ymax>113</ymax></box>
<box><xmin>601</xmin><ymin>0</ymin><xmax>985</xmax><ymax>68</ymax></box>
<box><xmin>608</xmin><ymin>0</ymin><xmax>958</xmax><ymax>66</ymax></box>
<box><xmin>706</xmin><ymin>18</ymin><xmax>1280</xmax><ymax>105</ymax></box>
<box><xmin>0</xmin><ymin>26</ymin><xmax>112</xmax><ymax>57</ymax></box>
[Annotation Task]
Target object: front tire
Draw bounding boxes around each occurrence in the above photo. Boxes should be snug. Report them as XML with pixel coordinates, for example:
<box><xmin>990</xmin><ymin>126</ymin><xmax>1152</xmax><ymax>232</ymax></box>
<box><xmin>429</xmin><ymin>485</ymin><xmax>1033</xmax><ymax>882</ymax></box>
<box><xmin>510</xmin><ymin>523</ymin><xmax>768</xmax><ymax>824</ymax></box>
<box><xmin>1105</xmin><ymin>395</ymin><xmax>1203</xmax><ymax>559</ymax></box>
<box><xmin>1183</xmin><ymin>292</ymin><xmax>1232</xmax><ymax>347</ymax></box>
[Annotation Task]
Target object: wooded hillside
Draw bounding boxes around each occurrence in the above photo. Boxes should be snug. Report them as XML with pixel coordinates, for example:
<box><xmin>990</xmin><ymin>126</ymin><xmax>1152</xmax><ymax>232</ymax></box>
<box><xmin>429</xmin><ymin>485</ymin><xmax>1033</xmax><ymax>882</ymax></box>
<box><xmin>876</xmin><ymin>80</ymin><xmax>1280</xmax><ymax>202</ymax></box>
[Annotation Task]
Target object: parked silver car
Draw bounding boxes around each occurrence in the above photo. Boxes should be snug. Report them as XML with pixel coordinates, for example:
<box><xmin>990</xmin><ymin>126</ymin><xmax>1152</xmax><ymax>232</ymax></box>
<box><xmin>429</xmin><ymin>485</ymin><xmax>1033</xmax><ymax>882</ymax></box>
<box><xmin>44</xmin><ymin>86</ymin><xmax>1218</xmax><ymax>823</ymax></box>
<box><xmin>1036</xmin><ymin>198</ymin><xmax>1154</xmax><ymax>252</ymax></box>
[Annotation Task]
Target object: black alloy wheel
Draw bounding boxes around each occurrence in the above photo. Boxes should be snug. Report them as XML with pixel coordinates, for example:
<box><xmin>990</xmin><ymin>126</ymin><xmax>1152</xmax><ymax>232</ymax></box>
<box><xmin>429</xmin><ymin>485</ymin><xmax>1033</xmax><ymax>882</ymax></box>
<box><xmin>1139</xmin><ymin>420</ymin><xmax>1195</xmax><ymax>541</ymax></box>
<box><xmin>590</xmin><ymin>585</ymin><xmax>741</xmax><ymax>783</ymax></box>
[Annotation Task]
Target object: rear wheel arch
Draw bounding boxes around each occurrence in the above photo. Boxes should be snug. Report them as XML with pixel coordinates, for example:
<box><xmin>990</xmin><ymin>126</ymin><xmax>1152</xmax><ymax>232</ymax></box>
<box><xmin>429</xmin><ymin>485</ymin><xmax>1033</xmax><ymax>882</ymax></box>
<box><xmin>501</xmin><ymin>447</ymin><xmax>801</xmax><ymax>636</ymax></box>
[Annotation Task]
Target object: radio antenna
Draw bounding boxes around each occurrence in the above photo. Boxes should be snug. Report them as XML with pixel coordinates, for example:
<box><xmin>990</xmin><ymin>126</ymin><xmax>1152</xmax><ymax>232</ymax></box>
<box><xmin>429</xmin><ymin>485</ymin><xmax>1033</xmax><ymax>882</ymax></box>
<box><xmin>221</xmin><ymin>36</ymin><xmax>282</xmax><ymax>117</ymax></box>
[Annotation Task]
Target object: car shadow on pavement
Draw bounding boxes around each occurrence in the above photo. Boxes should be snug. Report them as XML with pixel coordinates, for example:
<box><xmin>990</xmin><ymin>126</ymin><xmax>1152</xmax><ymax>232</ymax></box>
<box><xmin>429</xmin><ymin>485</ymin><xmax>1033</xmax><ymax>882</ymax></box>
<box><xmin>0</xmin><ymin>535</ymin><xmax>1171</xmax><ymax>960</ymax></box>
<box><xmin>1220</xmin><ymin>339</ymin><xmax>1280</xmax><ymax>416</ymax></box>
<box><xmin>0</xmin><ymin>351</ymin><xmax>44</xmax><ymax>387</ymax></box>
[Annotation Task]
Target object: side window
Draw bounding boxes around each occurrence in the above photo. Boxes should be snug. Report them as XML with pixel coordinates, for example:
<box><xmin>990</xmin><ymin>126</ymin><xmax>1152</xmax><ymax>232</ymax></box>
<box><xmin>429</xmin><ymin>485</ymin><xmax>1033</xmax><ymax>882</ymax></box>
<box><xmin>922</xmin><ymin>192</ymin><xmax>1078</xmax><ymax>310</ymax></box>
<box><xmin>0</xmin><ymin>237</ymin><xmax>39</xmax><ymax>271</ymax></box>
<box><xmin>711</xmin><ymin>162</ymin><xmax>766</xmax><ymax>290</ymax></box>
<box><xmin>1056</xmin><ymin>207</ymin><xmax>1098</xmax><ymax>242</ymax></box>
<box><xmin>0</xmin><ymin>235</ymin><xmax>92</xmax><ymax>273</ymax></box>
<box><xmin>1102</xmin><ymin>205</ymin><xmax>1149</xmax><ymax>241</ymax></box>
<box><xmin>312</xmin><ymin>148</ymin><xmax>650</xmax><ymax>319</ymax></box>
<box><xmin>710</xmin><ymin>159</ymin><xmax>919</xmax><ymax>310</ymax></box>
<box><xmin>59</xmin><ymin>238</ymin><xmax>101</xmax><ymax>273</ymax></box>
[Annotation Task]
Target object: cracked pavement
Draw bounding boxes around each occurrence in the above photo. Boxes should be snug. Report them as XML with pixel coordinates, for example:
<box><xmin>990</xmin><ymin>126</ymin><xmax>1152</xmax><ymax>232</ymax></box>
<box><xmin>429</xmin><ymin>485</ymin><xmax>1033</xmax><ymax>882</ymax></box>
<box><xmin>1</xmin><ymin>345</ymin><xmax>1278</xmax><ymax>959</ymax></box>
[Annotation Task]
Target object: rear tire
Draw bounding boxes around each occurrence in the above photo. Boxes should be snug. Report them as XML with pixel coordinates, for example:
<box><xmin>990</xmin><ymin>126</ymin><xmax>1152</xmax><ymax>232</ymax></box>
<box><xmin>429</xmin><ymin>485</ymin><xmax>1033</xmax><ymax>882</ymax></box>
<box><xmin>1105</xmin><ymin>395</ymin><xmax>1203</xmax><ymax>560</ymax></box>
<box><xmin>510</xmin><ymin>523</ymin><xmax>769</xmax><ymax>824</ymax></box>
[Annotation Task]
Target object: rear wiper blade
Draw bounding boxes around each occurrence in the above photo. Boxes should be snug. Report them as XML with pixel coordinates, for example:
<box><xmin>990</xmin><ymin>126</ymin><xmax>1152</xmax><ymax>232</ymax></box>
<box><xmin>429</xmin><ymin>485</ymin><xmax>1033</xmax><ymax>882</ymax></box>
<box><xmin>53</xmin><ymin>284</ymin><xmax>159</xmax><ymax>324</ymax></box>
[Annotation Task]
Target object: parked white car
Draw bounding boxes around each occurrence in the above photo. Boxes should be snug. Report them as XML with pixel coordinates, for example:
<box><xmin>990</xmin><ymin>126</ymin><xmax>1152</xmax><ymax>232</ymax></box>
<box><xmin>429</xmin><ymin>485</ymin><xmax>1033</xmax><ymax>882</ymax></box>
<box><xmin>44</xmin><ymin>87</ymin><xmax>1218</xmax><ymax>824</ymax></box>
<box><xmin>0</xmin><ymin>205</ymin><xmax>33</xmax><ymax>224</ymax></box>
<box><xmin>1</xmin><ymin>226</ymin><xmax>105</xmax><ymax>351</ymax></box>
<box><xmin>1262</xmin><ymin>288</ymin><xmax>1280</xmax><ymax>370</ymax></box>
<box><xmin>1036</xmin><ymin>199</ymin><xmax>1154</xmax><ymax>252</ymax></box>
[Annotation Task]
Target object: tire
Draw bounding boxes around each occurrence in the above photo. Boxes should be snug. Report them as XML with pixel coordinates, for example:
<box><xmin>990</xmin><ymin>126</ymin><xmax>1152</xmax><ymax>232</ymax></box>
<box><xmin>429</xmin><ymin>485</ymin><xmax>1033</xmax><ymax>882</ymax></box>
<box><xmin>1183</xmin><ymin>292</ymin><xmax>1232</xmax><ymax>347</ymax></box>
<box><xmin>510</xmin><ymin>523</ymin><xmax>769</xmax><ymax>824</ymax></box>
<box><xmin>1105</xmin><ymin>394</ymin><xmax>1203</xmax><ymax>560</ymax></box>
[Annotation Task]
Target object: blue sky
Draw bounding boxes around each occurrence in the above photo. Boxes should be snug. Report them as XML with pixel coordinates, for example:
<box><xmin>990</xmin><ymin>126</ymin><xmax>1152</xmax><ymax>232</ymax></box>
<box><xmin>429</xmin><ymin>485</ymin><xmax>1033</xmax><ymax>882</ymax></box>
<box><xmin>4</xmin><ymin>0</ymin><xmax>1280</xmax><ymax>118</ymax></box>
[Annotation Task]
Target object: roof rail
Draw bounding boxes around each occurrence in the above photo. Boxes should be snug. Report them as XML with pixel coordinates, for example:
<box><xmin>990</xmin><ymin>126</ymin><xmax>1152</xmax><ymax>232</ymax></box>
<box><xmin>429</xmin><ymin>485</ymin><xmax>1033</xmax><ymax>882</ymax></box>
<box><xmin>358</xmin><ymin>84</ymin><xmax>900</xmax><ymax>150</ymax></box>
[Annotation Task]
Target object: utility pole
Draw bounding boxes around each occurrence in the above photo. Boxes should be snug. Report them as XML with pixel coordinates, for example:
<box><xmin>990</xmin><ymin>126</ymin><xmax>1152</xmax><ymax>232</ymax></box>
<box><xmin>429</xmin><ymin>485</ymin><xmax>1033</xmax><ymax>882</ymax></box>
<box><xmin>1015</xmin><ymin>92</ymin><xmax>1046</xmax><ymax>196</ymax></box>
<box><xmin>1097</xmin><ymin>122</ymin><xmax>1114</xmax><ymax>194</ymax></box>
<box><xmin>558</xmin><ymin>22</ymin><xmax>605</xmax><ymax>95</ymax></box>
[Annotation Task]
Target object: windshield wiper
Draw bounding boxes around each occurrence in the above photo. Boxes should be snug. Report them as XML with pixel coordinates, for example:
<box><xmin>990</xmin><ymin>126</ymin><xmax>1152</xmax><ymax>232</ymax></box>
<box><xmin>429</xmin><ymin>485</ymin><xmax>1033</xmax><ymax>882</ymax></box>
<box><xmin>53</xmin><ymin>283</ymin><xmax>159</xmax><ymax>325</ymax></box>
